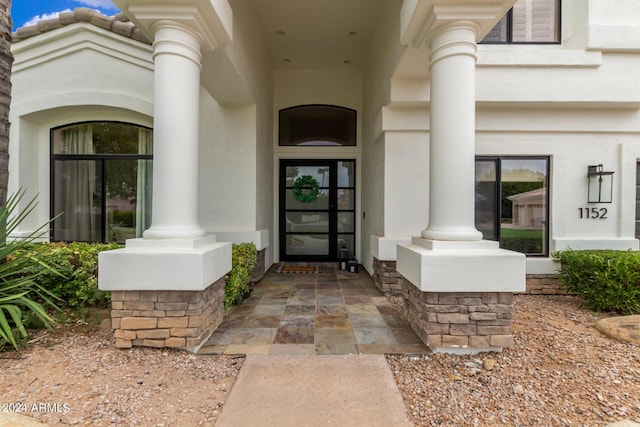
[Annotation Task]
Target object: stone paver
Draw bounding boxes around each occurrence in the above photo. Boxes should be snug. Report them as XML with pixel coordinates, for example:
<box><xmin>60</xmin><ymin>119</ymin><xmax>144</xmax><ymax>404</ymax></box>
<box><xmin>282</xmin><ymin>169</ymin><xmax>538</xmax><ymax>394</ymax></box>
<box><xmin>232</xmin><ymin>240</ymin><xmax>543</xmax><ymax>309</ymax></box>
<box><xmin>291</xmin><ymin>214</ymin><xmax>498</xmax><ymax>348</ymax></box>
<box><xmin>199</xmin><ymin>263</ymin><xmax>429</xmax><ymax>356</ymax></box>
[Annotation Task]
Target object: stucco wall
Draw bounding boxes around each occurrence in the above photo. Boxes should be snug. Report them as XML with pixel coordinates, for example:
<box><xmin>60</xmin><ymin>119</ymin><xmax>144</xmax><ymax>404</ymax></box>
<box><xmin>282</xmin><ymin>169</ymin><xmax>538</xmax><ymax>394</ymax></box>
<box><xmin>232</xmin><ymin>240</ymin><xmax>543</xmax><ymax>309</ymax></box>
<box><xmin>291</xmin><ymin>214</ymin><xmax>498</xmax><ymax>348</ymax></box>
<box><xmin>360</xmin><ymin>0</ymin><xmax>406</xmax><ymax>273</ymax></box>
<box><xmin>9</xmin><ymin>24</ymin><xmax>154</xmax><ymax>237</ymax></box>
<box><xmin>273</xmin><ymin>68</ymin><xmax>363</xmax><ymax>262</ymax></box>
<box><xmin>366</xmin><ymin>0</ymin><xmax>640</xmax><ymax>276</ymax></box>
<box><xmin>203</xmin><ymin>0</ymin><xmax>275</xmax><ymax>265</ymax></box>
<box><xmin>198</xmin><ymin>97</ymin><xmax>256</xmax><ymax>232</ymax></box>
<box><xmin>226</xmin><ymin>0</ymin><xmax>274</xmax><ymax>237</ymax></box>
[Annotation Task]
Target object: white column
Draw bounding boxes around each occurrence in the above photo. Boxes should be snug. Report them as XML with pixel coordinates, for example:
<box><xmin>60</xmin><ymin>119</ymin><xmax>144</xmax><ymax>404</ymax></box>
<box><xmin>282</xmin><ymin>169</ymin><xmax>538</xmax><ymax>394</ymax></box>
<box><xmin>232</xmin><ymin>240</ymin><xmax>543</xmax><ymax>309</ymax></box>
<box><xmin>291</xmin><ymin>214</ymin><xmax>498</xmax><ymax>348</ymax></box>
<box><xmin>144</xmin><ymin>22</ymin><xmax>205</xmax><ymax>239</ymax></box>
<box><xmin>421</xmin><ymin>22</ymin><xmax>483</xmax><ymax>242</ymax></box>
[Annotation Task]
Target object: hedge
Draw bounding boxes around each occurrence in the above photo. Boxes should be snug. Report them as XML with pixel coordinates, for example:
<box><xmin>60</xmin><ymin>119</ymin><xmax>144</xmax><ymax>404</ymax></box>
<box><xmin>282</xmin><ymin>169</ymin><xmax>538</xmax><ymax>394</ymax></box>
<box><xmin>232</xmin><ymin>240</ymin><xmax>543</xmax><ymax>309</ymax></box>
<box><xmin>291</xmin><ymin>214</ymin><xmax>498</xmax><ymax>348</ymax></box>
<box><xmin>553</xmin><ymin>249</ymin><xmax>640</xmax><ymax>314</ymax></box>
<box><xmin>224</xmin><ymin>243</ymin><xmax>257</xmax><ymax>314</ymax></box>
<box><xmin>24</xmin><ymin>241</ymin><xmax>257</xmax><ymax>315</ymax></box>
<box><xmin>25</xmin><ymin>242</ymin><xmax>121</xmax><ymax>309</ymax></box>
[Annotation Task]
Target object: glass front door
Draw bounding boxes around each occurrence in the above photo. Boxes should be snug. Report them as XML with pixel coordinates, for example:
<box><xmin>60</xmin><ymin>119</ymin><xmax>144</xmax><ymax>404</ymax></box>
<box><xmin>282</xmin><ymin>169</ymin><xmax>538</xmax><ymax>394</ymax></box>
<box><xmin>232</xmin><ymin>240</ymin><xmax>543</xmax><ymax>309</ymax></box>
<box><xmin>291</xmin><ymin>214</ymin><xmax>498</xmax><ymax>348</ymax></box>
<box><xmin>280</xmin><ymin>159</ymin><xmax>356</xmax><ymax>261</ymax></box>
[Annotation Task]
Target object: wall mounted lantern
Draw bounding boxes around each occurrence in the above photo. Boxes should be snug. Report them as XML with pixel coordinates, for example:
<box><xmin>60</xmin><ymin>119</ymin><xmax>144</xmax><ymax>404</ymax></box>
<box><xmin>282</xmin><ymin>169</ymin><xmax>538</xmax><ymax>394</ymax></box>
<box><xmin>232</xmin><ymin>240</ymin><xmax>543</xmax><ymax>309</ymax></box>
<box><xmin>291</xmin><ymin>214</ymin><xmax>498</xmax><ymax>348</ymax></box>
<box><xmin>587</xmin><ymin>164</ymin><xmax>614</xmax><ymax>203</ymax></box>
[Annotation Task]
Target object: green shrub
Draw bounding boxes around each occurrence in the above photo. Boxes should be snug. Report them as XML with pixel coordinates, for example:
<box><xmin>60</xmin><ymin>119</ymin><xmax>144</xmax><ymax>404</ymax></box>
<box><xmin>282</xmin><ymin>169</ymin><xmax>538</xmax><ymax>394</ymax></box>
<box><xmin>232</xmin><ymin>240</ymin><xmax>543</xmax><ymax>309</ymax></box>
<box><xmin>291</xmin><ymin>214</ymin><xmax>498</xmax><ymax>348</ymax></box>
<box><xmin>553</xmin><ymin>249</ymin><xmax>640</xmax><ymax>314</ymax></box>
<box><xmin>26</xmin><ymin>242</ymin><xmax>121</xmax><ymax>309</ymax></box>
<box><xmin>0</xmin><ymin>192</ymin><xmax>61</xmax><ymax>350</ymax></box>
<box><xmin>224</xmin><ymin>243</ymin><xmax>257</xmax><ymax>314</ymax></box>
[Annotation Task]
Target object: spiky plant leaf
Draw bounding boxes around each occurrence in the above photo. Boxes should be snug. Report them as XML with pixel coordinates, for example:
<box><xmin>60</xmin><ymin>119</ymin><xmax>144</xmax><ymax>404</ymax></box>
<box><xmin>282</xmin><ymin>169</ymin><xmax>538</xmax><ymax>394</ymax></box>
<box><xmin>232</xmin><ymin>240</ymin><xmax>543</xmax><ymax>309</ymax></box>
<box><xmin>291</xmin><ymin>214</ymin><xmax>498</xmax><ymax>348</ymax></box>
<box><xmin>0</xmin><ymin>191</ymin><xmax>62</xmax><ymax>349</ymax></box>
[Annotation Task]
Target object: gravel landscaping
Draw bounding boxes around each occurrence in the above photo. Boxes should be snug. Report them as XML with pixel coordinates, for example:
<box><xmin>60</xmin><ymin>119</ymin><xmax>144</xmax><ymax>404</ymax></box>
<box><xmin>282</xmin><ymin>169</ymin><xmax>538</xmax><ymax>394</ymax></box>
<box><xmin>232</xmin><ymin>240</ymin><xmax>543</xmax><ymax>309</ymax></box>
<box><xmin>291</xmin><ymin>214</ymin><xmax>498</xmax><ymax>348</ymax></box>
<box><xmin>0</xmin><ymin>319</ymin><xmax>242</xmax><ymax>426</ymax></box>
<box><xmin>1</xmin><ymin>295</ymin><xmax>639</xmax><ymax>426</ymax></box>
<box><xmin>388</xmin><ymin>295</ymin><xmax>640</xmax><ymax>426</ymax></box>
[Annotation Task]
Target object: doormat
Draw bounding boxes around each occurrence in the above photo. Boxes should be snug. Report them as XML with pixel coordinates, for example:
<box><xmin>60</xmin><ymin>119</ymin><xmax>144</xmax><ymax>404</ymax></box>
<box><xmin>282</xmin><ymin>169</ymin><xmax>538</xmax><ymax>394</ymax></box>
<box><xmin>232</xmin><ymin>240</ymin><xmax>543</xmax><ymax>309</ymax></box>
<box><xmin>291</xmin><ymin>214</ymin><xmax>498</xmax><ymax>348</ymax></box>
<box><xmin>276</xmin><ymin>265</ymin><xmax>318</xmax><ymax>274</ymax></box>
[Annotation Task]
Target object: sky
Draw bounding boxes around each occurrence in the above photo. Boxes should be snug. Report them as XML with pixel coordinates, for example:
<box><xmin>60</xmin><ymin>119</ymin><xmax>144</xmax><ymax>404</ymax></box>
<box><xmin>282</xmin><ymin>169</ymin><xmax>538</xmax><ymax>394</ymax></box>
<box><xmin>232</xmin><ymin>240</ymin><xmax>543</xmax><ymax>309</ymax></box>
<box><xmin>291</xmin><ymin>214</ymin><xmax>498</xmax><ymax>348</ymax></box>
<box><xmin>12</xmin><ymin>0</ymin><xmax>120</xmax><ymax>31</ymax></box>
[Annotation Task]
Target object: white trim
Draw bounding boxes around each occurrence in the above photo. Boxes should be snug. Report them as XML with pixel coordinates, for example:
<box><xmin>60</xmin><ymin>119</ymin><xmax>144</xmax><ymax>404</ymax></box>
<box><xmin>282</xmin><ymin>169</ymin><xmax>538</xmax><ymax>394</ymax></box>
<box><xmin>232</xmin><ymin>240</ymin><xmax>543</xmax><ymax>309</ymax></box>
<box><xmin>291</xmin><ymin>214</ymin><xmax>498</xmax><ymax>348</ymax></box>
<box><xmin>397</xmin><ymin>237</ymin><xmax>526</xmax><ymax>292</ymax></box>
<box><xmin>12</xmin><ymin>23</ymin><xmax>153</xmax><ymax>72</ymax></box>
<box><xmin>553</xmin><ymin>238</ymin><xmax>639</xmax><ymax>251</ymax></box>
<box><xmin>370</xmin><ymin>235</ymin><xmax>412</xmax><ymax>260</ymax></box>
<box><xmin>99</xmin><ymin>239</ymin><xmax>232</xmax><ymax>291</ymax></box>
<box><xmin>477</xmin><ymin>47</ymin><xmax>602</xmax><ymax>68</ymax></box>
<box><xmin>212</xmin><ymin>229</ymin><xmax>270</xmax><ymax>251</ymax></box>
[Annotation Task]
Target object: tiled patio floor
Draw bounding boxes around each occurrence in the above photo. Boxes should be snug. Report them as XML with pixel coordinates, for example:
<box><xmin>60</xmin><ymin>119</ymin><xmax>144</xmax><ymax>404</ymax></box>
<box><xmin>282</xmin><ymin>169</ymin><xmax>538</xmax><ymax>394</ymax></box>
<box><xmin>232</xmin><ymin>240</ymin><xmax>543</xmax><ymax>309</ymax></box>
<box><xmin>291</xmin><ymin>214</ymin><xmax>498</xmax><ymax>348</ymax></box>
<box><xmin>198</xmin><ymin>263</ymin><xmax>430</xmax><ymax>355</ymax></box>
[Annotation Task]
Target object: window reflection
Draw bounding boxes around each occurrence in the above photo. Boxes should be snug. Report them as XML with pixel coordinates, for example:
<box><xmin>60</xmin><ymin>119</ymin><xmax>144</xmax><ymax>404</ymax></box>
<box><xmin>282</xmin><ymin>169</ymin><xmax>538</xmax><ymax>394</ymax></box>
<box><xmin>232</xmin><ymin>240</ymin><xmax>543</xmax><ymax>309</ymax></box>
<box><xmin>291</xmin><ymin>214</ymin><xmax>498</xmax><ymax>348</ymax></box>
<box><xmin>279</xmin><ymin>105</ymin><xmax>356</xmax><ymax>146</ymax></box>
<box><xmin>51</xmin><ymin>122</ymin><xmax>153</xmax><ymax>243</ymax></box>
<box><xmin>475</xmin><ymin>157</ymin><xmax>549</xmax><ymax>255</ymax></box>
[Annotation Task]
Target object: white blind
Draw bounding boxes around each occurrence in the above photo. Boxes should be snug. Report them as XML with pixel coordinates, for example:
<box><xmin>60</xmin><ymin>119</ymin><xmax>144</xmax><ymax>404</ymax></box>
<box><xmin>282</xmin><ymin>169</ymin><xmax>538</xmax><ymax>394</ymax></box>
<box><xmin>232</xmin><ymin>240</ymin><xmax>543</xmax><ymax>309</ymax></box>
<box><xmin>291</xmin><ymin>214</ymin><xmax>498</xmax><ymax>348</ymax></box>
<box><xmin>512</xmin><ymin>0</ymin><xmax>558</xmax><ymax>42</ymax></box>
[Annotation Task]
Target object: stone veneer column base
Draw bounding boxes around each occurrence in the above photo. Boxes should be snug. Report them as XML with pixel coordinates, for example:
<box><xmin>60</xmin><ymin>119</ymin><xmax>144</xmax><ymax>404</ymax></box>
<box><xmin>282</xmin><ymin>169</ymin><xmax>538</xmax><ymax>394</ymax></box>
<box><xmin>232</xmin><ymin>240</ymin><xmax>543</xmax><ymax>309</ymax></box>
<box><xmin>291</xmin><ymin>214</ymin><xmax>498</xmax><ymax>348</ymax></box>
<box><xmin>376</xmin><ymin>258</ymin><xmax>567</xmax><ymax>296</ymax></box>
<box><xmin>401</xmin><ymin>279</ymin><xmax>515</xmax><ymax>352</ymax></box>
<box><xmin>372</xmin><ymin>258</ymin><xmax>404</xmax><ymax>296</ymax></box>
<box><xmin>110</xmin><ymin>277</ymin><xmax>225</xmax><ymax>352</ymax></box>
<box><xmin>251</xmin><ymin>248</ymin><xmax>267</xmax><ymax>285</ymax></box>
<box><xmin>522</xmin><ymin>274</ymin><xmax>566</xmax><ymax>295</ymax></box>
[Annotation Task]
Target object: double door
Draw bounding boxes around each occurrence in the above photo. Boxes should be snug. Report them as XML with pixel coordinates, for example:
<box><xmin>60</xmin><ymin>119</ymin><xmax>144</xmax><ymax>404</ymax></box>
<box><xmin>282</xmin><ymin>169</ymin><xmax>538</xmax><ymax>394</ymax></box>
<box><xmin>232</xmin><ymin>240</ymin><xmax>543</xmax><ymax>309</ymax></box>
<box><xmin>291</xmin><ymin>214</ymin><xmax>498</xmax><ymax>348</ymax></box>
<box><xmin>279</xmin><ymin>159</ymin><xmax>356</xmax><ymax>261</ymax></box>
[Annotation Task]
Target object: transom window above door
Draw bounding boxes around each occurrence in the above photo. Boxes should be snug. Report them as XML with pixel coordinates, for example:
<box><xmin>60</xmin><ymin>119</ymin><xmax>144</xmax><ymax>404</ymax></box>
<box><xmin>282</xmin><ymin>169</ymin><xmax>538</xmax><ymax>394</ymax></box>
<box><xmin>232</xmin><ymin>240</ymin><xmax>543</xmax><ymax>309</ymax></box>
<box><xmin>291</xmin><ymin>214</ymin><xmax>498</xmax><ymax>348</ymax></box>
<box><xmin>279</xmin><ymin>105</ymin><xmax>357</xmax><ymax>146</ymax></box>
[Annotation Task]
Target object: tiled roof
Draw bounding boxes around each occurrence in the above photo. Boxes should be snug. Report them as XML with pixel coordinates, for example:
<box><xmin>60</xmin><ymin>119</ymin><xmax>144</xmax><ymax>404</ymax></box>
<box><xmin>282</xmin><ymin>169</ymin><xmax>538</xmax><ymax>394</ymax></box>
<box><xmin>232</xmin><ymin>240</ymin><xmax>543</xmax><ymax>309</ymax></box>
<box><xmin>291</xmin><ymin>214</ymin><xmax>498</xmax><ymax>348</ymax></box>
<box><xmin>12</xmin><ymin>7</ymin><xmax>151</xmax><ymax>44</ymax></box>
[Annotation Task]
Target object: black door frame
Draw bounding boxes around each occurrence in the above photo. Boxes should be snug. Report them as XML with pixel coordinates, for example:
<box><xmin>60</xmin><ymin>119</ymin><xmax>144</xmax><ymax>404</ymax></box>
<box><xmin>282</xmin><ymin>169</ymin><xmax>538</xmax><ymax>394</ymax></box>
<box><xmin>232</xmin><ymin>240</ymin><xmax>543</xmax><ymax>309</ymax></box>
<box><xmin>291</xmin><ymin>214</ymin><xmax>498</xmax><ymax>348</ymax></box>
<box><xmin>279</xmin><ymin>159</ymin><xmax>355</xmax><ymax>262</ymax></box>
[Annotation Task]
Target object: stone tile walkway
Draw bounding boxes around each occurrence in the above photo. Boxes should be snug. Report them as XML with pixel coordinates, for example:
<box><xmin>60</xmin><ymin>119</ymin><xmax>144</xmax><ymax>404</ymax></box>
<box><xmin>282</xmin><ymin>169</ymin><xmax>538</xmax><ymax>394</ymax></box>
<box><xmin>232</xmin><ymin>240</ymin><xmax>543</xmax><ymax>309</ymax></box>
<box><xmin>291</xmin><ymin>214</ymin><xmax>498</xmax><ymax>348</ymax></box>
<box><xmin>198</xmin><ymin>263</ymin><xmax>429</xmax><ymax>355</ymax></box>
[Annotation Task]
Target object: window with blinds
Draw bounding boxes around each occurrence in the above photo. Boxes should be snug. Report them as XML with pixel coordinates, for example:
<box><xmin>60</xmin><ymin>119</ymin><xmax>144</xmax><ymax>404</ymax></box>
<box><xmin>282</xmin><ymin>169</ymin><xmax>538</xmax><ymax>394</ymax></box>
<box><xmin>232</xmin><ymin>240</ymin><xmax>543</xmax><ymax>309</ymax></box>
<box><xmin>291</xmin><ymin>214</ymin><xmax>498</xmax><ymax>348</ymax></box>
<box><xmin>481</xmin><ymin>0</ymin><xmax>559</xmax><ymax>44</ymax></box>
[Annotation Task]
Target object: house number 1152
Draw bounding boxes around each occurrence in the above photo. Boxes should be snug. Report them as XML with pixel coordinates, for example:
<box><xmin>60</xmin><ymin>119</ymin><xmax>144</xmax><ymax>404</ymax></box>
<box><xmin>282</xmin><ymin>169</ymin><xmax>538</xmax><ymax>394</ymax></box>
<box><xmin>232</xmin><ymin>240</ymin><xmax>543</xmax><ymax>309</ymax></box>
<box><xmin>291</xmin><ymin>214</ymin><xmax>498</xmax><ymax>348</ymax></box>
<box><xmin>579</xmin><ymin>207</ymin><xmax>608</xmax><ymax>219</ymax></box>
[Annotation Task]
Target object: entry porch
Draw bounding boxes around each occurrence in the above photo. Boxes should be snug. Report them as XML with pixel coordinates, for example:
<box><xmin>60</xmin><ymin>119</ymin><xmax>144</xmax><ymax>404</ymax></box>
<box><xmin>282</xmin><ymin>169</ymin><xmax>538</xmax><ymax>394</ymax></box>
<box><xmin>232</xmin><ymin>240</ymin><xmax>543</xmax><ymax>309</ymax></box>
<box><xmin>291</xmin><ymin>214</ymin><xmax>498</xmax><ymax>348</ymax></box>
<box><xmin>198</xmin><ymin>263</ymin><xmax>430</xmax><ymax>355</ymax></box>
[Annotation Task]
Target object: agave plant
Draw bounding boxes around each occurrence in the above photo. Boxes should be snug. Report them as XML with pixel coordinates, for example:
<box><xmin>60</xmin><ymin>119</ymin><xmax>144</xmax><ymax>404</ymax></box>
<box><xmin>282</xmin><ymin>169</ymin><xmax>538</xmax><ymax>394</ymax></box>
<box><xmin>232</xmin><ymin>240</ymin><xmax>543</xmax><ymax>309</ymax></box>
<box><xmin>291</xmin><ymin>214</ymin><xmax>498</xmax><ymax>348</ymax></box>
<box><xmin>0</xmin><ymin>191</ymin><xmax>62</xmax><ymax>350</ymax></box>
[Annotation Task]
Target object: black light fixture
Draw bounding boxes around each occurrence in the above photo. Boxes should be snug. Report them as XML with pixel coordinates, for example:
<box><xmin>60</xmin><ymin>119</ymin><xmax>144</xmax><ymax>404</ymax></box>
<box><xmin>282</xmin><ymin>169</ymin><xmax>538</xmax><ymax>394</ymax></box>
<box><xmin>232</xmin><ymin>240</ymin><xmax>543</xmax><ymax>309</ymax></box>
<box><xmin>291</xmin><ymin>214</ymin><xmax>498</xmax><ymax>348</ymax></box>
<box><xmin>587</xmin><ymin>164</ymin><xmax>614</xmax><ymax>203</ymax></box>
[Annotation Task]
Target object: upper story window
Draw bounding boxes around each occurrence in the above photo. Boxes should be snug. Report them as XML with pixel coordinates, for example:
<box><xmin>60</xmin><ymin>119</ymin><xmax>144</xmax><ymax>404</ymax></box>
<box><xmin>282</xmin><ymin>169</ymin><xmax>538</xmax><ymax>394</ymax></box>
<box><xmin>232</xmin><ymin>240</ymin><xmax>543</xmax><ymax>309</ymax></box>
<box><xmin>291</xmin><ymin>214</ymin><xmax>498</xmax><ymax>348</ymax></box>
<box><xmin>279</xmin><ymin>105</ymin><xmax>357</xmax><ymax>146</ymax></box>
<box><xmin>481</xmin><ymin>0</ymin><xmax>560</xmax><ymax>44</ymax></box>
<box><xmin>51</xmin><ymin>122</ymin><xmax>153</xmax><ymax>244</ymax></box>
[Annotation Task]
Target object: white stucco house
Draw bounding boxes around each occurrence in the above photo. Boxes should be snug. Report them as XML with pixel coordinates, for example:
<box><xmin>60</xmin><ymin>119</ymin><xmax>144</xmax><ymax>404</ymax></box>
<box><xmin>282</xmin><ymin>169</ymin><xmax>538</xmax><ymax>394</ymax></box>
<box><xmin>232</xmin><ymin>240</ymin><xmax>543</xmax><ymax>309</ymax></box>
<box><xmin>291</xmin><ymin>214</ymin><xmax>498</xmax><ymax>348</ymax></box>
<box><xmin>9</xmin><ymin>0</ymin><xmax>640</xmax><ymax>352</ymax></box>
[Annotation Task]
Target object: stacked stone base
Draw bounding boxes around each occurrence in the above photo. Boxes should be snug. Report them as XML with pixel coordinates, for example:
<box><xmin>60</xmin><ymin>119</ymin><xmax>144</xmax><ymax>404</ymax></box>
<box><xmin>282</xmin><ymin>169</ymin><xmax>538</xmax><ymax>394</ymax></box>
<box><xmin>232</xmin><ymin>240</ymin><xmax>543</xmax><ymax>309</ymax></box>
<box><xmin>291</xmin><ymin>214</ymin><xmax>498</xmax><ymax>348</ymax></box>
<box><xmin>377</xmin><ymin>257</ymin><xmax>566</xmax><ymax>296</ymax></box>
<box><xmin>522</xmin><ymin>274</ymin><xmax>566</xmax><ymax>295</ymax></box>
<box><xmin>110</xmin><ymin>277</ymin><xmax>225</xmax><ymax>351</ymax></box>
<box><xmin>251</xmin><ymin>248</ymin><xmax>267</xmax><ymax>284</ymax></box>
<box><xmin>402</xmin><ymin>280</ymin><xmax>514</xmax><ymax>351</ymax></box>
<box><xmin>372</xmin><ymin>258</ymin><xmax>404</xmax><ymax>296</ymax></box>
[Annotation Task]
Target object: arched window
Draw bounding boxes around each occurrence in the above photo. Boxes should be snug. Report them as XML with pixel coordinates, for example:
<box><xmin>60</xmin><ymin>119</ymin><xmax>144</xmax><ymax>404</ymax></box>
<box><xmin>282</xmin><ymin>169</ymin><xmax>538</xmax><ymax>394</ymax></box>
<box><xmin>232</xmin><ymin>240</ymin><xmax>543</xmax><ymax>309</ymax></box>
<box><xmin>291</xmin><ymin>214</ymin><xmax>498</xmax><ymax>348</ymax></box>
<box><xmin>50</xmin><ymin>122</ymin><xmax>153</xmax><ymax>243</ymax></box>
<box><xmin>279</xmin><ymin>105</ymin><xmax>357</xmax><ymax>146</ymax></box>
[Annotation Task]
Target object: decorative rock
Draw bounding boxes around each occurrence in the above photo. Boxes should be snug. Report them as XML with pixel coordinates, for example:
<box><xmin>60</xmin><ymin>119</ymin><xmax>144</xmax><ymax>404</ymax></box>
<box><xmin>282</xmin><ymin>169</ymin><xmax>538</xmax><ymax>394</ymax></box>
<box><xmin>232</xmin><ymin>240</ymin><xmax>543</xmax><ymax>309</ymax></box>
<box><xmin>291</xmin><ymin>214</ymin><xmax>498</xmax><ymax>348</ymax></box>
<box><xmin>595</xmin><ymin>315</ymin><xmax>640</xmax><ymax>345</ymax></box>
<box><xmin>483</xmin><ymin>358</ymin><xmax>496</xmax><ymax>371</ymax></box>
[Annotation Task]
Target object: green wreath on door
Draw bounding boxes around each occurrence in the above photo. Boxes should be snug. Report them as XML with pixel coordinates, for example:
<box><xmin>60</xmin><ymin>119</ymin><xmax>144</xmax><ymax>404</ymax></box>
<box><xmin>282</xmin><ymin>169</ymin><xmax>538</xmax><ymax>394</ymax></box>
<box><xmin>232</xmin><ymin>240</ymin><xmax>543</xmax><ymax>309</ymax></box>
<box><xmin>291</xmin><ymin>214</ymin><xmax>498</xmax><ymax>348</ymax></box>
<box><xmin>292</xmin><ymin>175</ymin><xmax>320</xmax><ymax>203</ymax></box>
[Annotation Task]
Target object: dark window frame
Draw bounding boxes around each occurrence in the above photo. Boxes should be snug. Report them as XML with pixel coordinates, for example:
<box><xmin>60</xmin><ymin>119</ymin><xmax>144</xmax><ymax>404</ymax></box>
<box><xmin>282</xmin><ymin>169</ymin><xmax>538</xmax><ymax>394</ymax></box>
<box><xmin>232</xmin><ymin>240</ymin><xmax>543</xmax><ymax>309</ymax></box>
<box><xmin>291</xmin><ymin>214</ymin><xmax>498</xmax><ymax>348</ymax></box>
<box><xmin>50</xmin><ymin>121</ymin><xmax>153</xmax><ymax>243</ymax></box>
<box><xmin>278</xmin><ymin>104</ymin><xmax>357</xmax><ymax>147</ymax></box>
<box><xmin>279</xmin><ymin>159</ymin><xmax>356</xmax><ymax>261</ymax></box>
<box><xmin>475</xmin><ymin>156</ymin><xmax>551</xmax><ymax>257</ymax></box>
<box><xmin>481</xmin><ymin>0</ymin><xmax>561</xmax><ymax>45</ymax></box>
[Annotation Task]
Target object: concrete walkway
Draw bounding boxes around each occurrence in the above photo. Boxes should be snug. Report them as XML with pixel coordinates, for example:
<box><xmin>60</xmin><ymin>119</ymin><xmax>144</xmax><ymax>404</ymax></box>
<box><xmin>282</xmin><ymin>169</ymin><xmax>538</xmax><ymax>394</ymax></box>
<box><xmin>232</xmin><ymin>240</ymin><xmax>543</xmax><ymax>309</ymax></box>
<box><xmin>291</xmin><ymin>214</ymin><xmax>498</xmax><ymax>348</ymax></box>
<box><xmin>0</xmin><ymin>413</ymin><xmax>48</xmax><ymax>427</ymax></box>
<box><xmin>215</xmin><ymin>354</ymin><xmax>413</xmax><ymax>427</ymax></box>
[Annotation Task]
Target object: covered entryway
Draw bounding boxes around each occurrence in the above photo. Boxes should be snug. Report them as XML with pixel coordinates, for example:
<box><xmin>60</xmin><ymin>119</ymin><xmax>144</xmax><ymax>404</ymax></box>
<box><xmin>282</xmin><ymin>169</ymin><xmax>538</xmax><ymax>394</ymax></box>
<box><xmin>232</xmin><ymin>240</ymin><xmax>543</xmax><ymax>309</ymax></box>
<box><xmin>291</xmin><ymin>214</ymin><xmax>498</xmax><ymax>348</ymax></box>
<box><xmin>279</xmin><ymin>160</ymin><xmax>356</xmax><ymax>261</ymax></box>
<box><xmin>198</xmin><ymin>263</ymin><xmax>428</xmax><ymax>355</ymax></box>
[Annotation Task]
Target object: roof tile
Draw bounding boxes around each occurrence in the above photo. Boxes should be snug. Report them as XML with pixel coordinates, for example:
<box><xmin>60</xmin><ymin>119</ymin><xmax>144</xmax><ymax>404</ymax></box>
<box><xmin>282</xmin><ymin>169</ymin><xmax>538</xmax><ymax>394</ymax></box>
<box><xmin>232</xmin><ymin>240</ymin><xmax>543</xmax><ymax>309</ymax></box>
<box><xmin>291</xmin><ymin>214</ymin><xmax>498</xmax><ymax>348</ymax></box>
<box><xmin>12</xmin><ymin>7</ymin><xmax>151</xmax><ymax>45</ymax></box>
